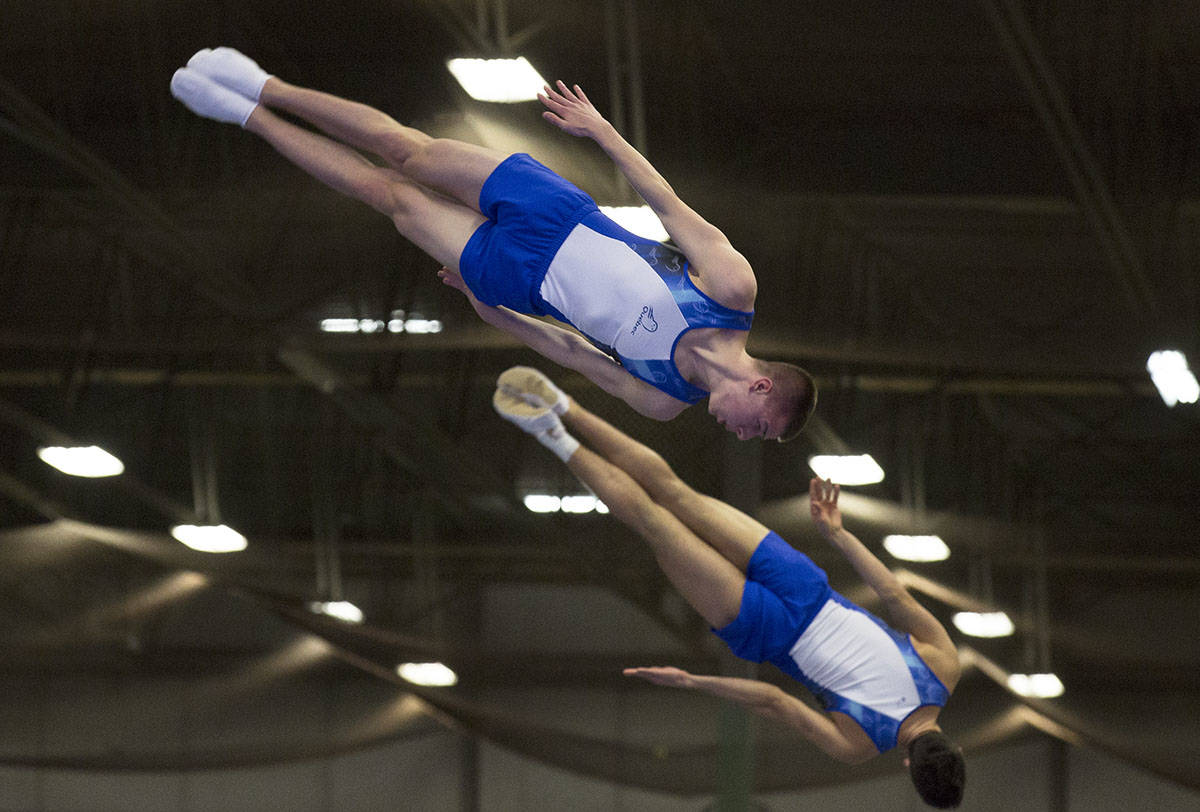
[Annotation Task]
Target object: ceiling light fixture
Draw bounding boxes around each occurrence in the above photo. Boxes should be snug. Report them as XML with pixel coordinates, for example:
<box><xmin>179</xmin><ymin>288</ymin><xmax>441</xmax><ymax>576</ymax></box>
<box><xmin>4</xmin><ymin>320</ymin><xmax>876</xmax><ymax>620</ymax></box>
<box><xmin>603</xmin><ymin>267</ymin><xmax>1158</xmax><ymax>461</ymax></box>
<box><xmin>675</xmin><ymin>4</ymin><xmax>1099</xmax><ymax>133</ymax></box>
<box><xmin>523</xmin><ymin>494</ymin><xmax>560</xmax><ymax>513</ymax></box>
<box><xmin>523</xmin><ymin>493</ymin><xmax>608</xmax><ymax>514</ymax></box>
<box><xmin>599</xmin><ymin>205</ymin><xmax>670</xmax><ymax>241</ymax></box>
<box><xmin>396</xmin><ymin>661</ymin><xmax>458</xmax><ymax>687</ymax></box>
<box><xmin>447</xmin><ymin>56</ymin><xmax>547</xmax><ymax>103</ymax></box>
<box><xmin>37</xmin><ymin>445</ymin><xmax>125</xmax><ymax>478</ymax></box>
<box><xmin>1007</xmin><ymin>672</ymin><xmax>1064</xmax><ymax>698</ymax></box>
<box><xmin>1147</xmin><ymin>349</ymin><xmax>1199</xmax><ymax>407</ymax></box>
<box><xmin>808</xmin><ymin>454</ymin><xmax>885</xmax><ymax>486</ymax></box>
<box><xmin>308</xmin><ymin>600</ymin><xmax>364</xmax><ymax>624</ymax></box>
<box><xmin>170</xmin><ymin>524</ymin><xmax>248</xmax><ymax>554</ymax></box>
<box><xmin>952</xmin><ymin>611</ymin><xmax>1015</xmax><ymax>638</ymax></box>
<box><xmin>882</xmin><ymin>534</ymin><xmax>950</xmax><ymax>562</ymax></box>
<box><xmin>321</xmin><ymin>316</ymin><xmax>443</xmax><ymax>335</ymax></box>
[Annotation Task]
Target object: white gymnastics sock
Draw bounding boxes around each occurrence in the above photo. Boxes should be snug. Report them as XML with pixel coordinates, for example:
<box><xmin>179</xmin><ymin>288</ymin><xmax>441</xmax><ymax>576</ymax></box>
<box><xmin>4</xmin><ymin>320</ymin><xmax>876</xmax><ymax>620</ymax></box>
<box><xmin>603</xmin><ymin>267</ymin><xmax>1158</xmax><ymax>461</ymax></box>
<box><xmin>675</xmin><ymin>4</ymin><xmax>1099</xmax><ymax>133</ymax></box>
<box><xmin>535</xmin><ymin>421</ymin><xmax>581</xmax><ymax>463</ymax></box>
<box><xmin>493</xmin><ymin>387</ymin><xmax>580</xmax><ymax>462</ymax></box>
<box><xmin>496</xmin><ymin>366</ymin><xmax>570</xmax><ymax>415</ymax></box>
<box><xmin>187</xmin><ymin>46</ymin><xmax>273</xmax><ymax>101</ymax></box>
<box><xmin>170</xmin><ymin>68</ymin><xmax>257</xmax><ymax>126</ymax></box>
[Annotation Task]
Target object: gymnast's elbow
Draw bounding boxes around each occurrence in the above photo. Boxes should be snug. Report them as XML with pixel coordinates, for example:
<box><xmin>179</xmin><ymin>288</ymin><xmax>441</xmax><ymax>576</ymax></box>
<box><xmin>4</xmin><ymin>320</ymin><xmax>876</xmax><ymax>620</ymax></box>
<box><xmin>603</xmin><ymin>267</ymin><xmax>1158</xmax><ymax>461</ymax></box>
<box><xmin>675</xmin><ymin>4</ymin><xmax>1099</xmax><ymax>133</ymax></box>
<box><xmin>634</xmin><ymin>396</ymin><xmax>689</xmax><ymax>422</ymax></box>
<box><xmin>751</xmin><ymin>686</ymin><xmax>792</xmax><ymax>720</ymax></box>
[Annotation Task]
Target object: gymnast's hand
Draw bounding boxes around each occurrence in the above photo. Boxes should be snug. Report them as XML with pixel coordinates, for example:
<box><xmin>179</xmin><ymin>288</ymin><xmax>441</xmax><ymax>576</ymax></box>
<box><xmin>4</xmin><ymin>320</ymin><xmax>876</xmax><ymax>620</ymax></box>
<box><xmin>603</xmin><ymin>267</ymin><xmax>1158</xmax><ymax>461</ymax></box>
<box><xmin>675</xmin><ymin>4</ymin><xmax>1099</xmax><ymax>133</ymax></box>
<box><xmin>622</xmin><ymin>666</ymin><xmax>697</xmax><ymax>689</ymax></box>
<box><xmin>809</xmin><ymin>477</ymin><xmax>844</xmax><ymax>537</ymax></box>
<box><xmin>539</xmin><ymin>81</ymin><xmax>610</xmax><ymax>140</ymax></box>
<box><xmin>438</xmin><ymin>266</ymin><xmax>493</xmax><ymax>317</ymax></box>
<box><xmin>436</xmin><ymin>266</ymin><xmax>470</xmax><ymax>295</ymax></box>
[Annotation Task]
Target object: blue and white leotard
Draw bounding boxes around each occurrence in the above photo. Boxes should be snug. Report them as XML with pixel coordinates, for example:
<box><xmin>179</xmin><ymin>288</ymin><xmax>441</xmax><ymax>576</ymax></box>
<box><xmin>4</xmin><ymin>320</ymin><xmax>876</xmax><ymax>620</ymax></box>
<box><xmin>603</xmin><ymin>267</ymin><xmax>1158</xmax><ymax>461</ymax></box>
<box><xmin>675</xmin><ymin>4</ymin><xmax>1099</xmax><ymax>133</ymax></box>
<box><xmin>457</xmin><ymin>154</ymin><xmax>753</xmax><ymax>403</ymax></box>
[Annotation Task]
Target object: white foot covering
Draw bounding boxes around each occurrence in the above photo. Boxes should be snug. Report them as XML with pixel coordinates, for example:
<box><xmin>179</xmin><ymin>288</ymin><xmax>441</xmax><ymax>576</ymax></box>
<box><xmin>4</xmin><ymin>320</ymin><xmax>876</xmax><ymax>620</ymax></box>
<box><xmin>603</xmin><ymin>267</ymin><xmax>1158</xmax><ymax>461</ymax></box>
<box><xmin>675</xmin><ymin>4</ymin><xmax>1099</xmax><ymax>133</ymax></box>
<box><xmin>187</xmin><ymin>47</ymin><xmax>273</xmax><ymax>101</ymax></box>
<box><xmin>493</xmin><ymin>387</ymin><xmax>580</xmax><ymax>462</ymax></box>
<box><xmin>497</xmin><ymin>366</ymin><xmax>570</xmax><ymax>415</ymax></box>
<box><xmin>170</xmin><ymin>68</ymin><xmax>257</xmax><ymax>126</ymax></box>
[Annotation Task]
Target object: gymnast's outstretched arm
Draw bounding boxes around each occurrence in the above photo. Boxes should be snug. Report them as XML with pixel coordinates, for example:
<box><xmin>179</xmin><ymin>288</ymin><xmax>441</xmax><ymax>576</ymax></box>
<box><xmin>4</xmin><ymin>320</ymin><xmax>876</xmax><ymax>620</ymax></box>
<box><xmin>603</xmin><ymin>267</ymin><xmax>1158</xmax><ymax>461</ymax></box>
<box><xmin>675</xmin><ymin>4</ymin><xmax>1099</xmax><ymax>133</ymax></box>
<box><xmin>622</xmin><ymin>666</ymin><xmax>872</xmax><ymax>763</ymax></box>
<box><xmin>437</xmin><ymin>267</ymin><xmax>685</xmax><ymax>420</ymax></box>
<box><xmin>809</xmin><ymin>479</ymin><xmax>960</xmax><ymax>687</ymax></box>
<box><xmin>538</xmin><ymin>82</ymin><xmax>756</xmax><ymax>310</ymax></box>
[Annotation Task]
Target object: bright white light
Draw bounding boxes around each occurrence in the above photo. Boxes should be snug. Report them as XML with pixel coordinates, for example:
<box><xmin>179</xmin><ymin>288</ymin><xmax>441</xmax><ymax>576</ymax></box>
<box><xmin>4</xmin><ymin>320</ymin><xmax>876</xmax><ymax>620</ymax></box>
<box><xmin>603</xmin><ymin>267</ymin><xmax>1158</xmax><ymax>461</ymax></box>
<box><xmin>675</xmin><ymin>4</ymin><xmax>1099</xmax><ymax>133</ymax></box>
<box><xmin>323</xmin><ymin>317</ymin><xmax>443</xmax><ymax>335</ymax></box>
<box><xmin>561</xmin><ymin>494</ymin><xmax>600</xmax><ymax>513</ymax></box>
<box><xmin>883</xmin><ymin>534</ymin><xmax>950</xmax><ymax>562</ymax></box>
<box><xmin>1007</xmin><ymin>672</ymin><xmax>1064</xmax><ymax>698</ymax></box>
<box><xmin>170</xmin><ymin>524</ymin><xmax>248</xmax><ymax>553</ymax></box>
<box><xmin>808</xmin><ymin>454</ymin><xmax>885</xmax><ymax>486</ymax></box>
<box><xmin>1147</xmin><ymin>350</ymin><xmax>1199</xmax><ymax>407</ymax></box>
<box><xmin>523</xmin><ymin>493</ymin><xmax>607</xmax><ymax>514</ymax></box>
<box><xmin>524</xmin><ymin>494</ymin><xmax>561</xmax><ymax>513</ymax></box>
<box><xmin>37</xmin><ymin>445</ymin><xmax>125</xmax><ymax>478</ymax></box>
<box><xmin>396</xmin><ymin>661</ymin><xmax>458</xmax><ymax>687</ymax></box>
<box><xmin>308</xmin><ymin>600</ymin><xmax>364</xmax><ymax>624</ymax></box>
<box><xmin>953</xmin><ymin>611</ymin><xmax>1015</xmax><ymax>638</ymax></box>
<box><xmin>447</xmin><ymin>56</ymin><xmax>547</xmax><ymax>103</ymax></box>
<box><xmin>600</xmin><ymin>205</ymin><xmax>670</xmax><ymax>241</ymax></box>
<box><xmin>401</xmin><ymin>318</ymin><xmax>443</xmax><ymax>334</ymax></box>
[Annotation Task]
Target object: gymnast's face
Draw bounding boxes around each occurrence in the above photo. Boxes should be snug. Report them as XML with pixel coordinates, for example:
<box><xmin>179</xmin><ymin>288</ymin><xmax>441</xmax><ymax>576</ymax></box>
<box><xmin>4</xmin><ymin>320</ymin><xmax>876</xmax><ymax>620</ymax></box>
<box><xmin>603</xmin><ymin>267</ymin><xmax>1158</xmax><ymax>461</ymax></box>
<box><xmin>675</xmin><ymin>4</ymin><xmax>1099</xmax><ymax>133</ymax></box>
<box><xmin>708</xmin><ymin>383</ymin><xmax>778</xmax><ymax>440</ymax></box>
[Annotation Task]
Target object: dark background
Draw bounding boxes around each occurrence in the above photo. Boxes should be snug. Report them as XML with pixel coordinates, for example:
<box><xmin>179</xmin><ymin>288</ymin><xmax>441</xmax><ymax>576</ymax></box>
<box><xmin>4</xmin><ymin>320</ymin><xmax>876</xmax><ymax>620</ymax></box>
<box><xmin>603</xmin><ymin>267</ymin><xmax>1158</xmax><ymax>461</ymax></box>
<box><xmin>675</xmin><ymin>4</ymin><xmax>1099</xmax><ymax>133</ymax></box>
<box><xmin>0</xmin><ymin>0</ymin><xmax>1197</xmax><ymax>794</ymax></box>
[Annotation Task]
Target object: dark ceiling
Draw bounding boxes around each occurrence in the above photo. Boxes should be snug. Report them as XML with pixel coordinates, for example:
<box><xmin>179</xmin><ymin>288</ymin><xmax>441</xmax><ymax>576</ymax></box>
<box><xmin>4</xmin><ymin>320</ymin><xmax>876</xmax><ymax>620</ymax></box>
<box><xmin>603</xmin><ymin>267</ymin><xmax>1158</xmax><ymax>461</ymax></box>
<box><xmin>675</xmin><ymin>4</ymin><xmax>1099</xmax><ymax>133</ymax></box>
<box><xmin>1</xmin><ymin>0</ymin><xmax>1198</xmax><ymax>795</ymax></box>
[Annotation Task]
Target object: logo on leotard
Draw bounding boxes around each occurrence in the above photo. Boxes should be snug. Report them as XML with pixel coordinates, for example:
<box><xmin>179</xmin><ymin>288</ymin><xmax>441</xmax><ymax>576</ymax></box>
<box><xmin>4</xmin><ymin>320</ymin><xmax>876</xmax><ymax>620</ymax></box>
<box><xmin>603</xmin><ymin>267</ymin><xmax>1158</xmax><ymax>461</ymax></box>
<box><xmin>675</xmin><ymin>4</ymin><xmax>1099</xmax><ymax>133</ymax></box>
<box><xmin>632</xmin><ymin>305</ymin><xmax>659</xmax><ymax>334</ymax></box>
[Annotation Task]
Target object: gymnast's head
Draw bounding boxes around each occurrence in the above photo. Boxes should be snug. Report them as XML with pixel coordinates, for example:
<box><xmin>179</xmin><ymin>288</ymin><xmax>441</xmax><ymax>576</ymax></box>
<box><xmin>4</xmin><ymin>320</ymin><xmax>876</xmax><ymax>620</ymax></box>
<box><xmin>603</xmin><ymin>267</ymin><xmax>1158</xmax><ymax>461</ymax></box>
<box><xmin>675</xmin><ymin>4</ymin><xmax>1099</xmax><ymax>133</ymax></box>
<box><xmin>766</xmin><ymin>361</ymin><xmax>817</xmax><ymax>442</ymax></box>
<box><xmin>907</xmin><ymin>730</ymin><xmax>965</xmax><ymax>808</ymax></box>
<box><xmin>706</xmin><ymin>360</ymin><xmax>817</xmax><ymax>441</ymax></box>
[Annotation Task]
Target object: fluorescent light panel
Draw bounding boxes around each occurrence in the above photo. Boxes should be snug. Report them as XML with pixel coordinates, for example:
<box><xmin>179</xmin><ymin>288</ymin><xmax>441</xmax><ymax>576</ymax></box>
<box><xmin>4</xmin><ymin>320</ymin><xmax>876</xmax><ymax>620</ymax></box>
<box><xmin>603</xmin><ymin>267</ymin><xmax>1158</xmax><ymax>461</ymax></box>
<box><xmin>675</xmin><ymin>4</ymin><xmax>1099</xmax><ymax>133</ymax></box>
<box><xmin>952</xmin><ymin>611</ymin><xmax>1014</xmax><ymax>638</ymax></box>
<box><xmin>1147</xmin><ymin>350</ymin><xmax>1199</xmax><ymax>407</ymax></box>
<box><xmin>447</xmin><ymin>56</ymin><xmax>547</xmax><ymax>102</ymax></box>
<box><xmin>523</xmin><ymin>493</ymin><xmax>608</xmax><ymax>514</ymax></box>
<box><xmin>523</xmin><ymin>494</ymin><xmax>560</xmax><ymax>513</ymax></box>
<box><xmin>883</xmin><ymin>534</ymin><xmax>950</xmax><ymax>562</ymax></box>
<box><xmin>320</xmin><ymin>317</ymin><xmax>442</xmax><ymax>334</ymax></box>
<box><xmin>37</xmin><ymin>445</ymin><xmax>124</xmax><ymax>478</ymax></box>
<box><xmin>600</xmin><ymin>205</ymin><xmax>670</xmax><ymax>241</ymax></box>
<box><xmin>170</xmin><ymin>524</ymin><xmax>247</xmax><ymax>553</ymax></box>
<box><xmin>308</xmin><ymin>600</ymin><xmax>364</xmax><ymax>624</ymax></box>
<box><xmin>396</xmin><ymin>661</ymin><xmax>458</xmax><ymax>687</ymax></box>
<box><xmin>808</xmin><ymin>454</ymin><xmax>885</xmax><ymax>486</ymax></box>
<box><xmin>1007</xmin><ymin>672</ymin><xmax>1064</xmax><ymax>698</ymax></box>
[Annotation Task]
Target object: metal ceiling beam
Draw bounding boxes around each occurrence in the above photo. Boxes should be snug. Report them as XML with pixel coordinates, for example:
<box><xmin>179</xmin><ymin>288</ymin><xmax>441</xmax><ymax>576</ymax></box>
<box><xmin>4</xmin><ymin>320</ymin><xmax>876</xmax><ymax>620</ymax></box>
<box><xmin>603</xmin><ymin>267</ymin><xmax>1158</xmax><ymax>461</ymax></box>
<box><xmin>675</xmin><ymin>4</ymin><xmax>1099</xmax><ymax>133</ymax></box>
<box><xmin>0</xmin><ymin>363</ymin><xmax>1159</xmax><ymax>398</ymax></box>
<box><xmin>962</xmin><ymin>647</ymin><xmax>1199</xmax><ymax>790</ymax></box>
<box><xmin>0</xmin><ymin>81</ymin><xmax>521</xmax><ymax>528</ymax></box>
<box><xmin>4</xmin><ymin>517</ymin><xmax>1188</xmax><ymax>578</ymax></box>
<box><xmin>0</xmin><ymin>324</ymin><xmax>1164</xmax><ymax>384</ymax></box>
<box><xmin>0</xmin><ymin>397</ymin><xmax>196</xmax><ymax>524</ymax></box>
<box><xmin>756</xmin><ymin>490</ymin><xmax>1199</xmax><ymax>577</ymax></box>
<box><xmin>0</xmin><ymin>78</ymin><xmax>271</xmax><ymax>319</ymax></box>
<box><xmin>17</xmin><ymin>185</ymin><xmax>1200</xmax><ymax>225</ymax></box>
<box><xmin>976</xmin><ymin>0</ymin><xmax>1161</xmax><ymax>322</ymax></box>
<box><xmin>276</xmin><ymin>346</ymin><xmax>515</xmax><ymax>520</ymax></box>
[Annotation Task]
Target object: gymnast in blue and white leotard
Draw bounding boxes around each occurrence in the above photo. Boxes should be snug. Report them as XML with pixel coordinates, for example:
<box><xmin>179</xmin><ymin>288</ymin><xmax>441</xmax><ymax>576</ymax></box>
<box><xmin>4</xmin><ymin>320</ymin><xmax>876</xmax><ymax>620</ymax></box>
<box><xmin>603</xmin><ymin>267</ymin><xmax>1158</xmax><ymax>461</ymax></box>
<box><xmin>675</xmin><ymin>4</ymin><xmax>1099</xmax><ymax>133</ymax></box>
<box><xmin>715</xmin><ymin>531</ymin><xmax>950</xmax><ymax>753</ymax></box>
<box><xmin>458</xmin><ymin>153</ymin><xmax>753</xmax><ymax>404</ymax></box>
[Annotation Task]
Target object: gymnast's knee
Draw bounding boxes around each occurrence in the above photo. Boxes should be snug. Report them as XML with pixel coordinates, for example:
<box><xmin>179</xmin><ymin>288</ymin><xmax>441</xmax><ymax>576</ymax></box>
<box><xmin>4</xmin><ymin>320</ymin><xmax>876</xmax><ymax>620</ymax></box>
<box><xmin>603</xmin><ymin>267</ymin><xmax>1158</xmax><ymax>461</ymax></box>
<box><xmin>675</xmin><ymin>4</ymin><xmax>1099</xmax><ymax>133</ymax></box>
<box><xmin>375</xmin><ymin>127</ymin><xmax>435</xmax><ymax>170</ymax></box>
<box><xmin>649</xmin><ymin>468</ymin><xmax>695</xmax><ymax>512</ymax></box>
<box><xmin>374</xmin><ymin>172</ymin><xmax>427</xmax><ymax>218</ymax></box>
<box><xmin>398</xmin><ymin>137</ymin><xmax>463</xmax><ymax>175</ymax></box>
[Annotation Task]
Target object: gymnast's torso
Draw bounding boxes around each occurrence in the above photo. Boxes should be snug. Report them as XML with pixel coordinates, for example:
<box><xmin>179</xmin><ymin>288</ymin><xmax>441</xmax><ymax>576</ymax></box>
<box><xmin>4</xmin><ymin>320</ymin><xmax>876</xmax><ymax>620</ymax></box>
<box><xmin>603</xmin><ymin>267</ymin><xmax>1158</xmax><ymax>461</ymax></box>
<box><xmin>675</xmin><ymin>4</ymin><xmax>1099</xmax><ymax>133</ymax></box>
<box><xmin>774</xmin><ymin>594</ymin><xmax>951</xmax><ymax>752</ymax></box>
<box><xmin>536</xmin><ymin>210</ymin><xmax>754</xmax><ymax>403</ymax></box>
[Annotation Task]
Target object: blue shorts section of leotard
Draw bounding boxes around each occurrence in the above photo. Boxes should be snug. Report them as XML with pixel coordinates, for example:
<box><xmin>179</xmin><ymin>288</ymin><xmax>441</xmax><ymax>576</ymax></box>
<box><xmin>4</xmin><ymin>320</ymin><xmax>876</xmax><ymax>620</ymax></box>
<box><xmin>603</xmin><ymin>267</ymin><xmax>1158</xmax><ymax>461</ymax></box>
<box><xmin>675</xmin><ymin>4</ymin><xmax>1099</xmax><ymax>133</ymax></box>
<box><xmin>714</xmin><ymin>531</ymin><xmax>833</xmax><ymax>662</ymax></box>
<box><xmin>458</xmin><ymin>153</ymin><xmax>596</xmax><ymax>314</ymax></box>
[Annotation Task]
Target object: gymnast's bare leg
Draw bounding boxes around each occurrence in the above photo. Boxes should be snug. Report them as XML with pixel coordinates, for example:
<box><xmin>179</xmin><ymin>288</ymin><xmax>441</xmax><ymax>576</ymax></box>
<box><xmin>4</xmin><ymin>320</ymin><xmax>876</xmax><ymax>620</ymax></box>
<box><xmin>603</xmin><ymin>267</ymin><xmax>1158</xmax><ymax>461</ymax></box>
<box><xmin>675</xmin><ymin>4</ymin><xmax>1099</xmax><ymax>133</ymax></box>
<box><xmin>169</xmin><ymin>47</ymin><xmax>507</xmax><ymax>269</ymax></box>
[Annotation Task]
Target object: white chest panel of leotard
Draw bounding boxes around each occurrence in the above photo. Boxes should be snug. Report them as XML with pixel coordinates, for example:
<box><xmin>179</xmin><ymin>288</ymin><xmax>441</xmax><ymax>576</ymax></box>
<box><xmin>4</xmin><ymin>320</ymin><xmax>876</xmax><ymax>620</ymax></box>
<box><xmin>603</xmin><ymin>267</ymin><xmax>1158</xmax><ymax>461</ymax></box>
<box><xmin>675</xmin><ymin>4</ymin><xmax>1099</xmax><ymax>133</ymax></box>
<box><xmin>540</xmin><ymin>223</ymin><xmax>688</xmax><ymax>359</ymax></box>
<box><xmin>787</xmin><ymin>599</ymin><xmax>921</xmax><ymax>721</ymax></box>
